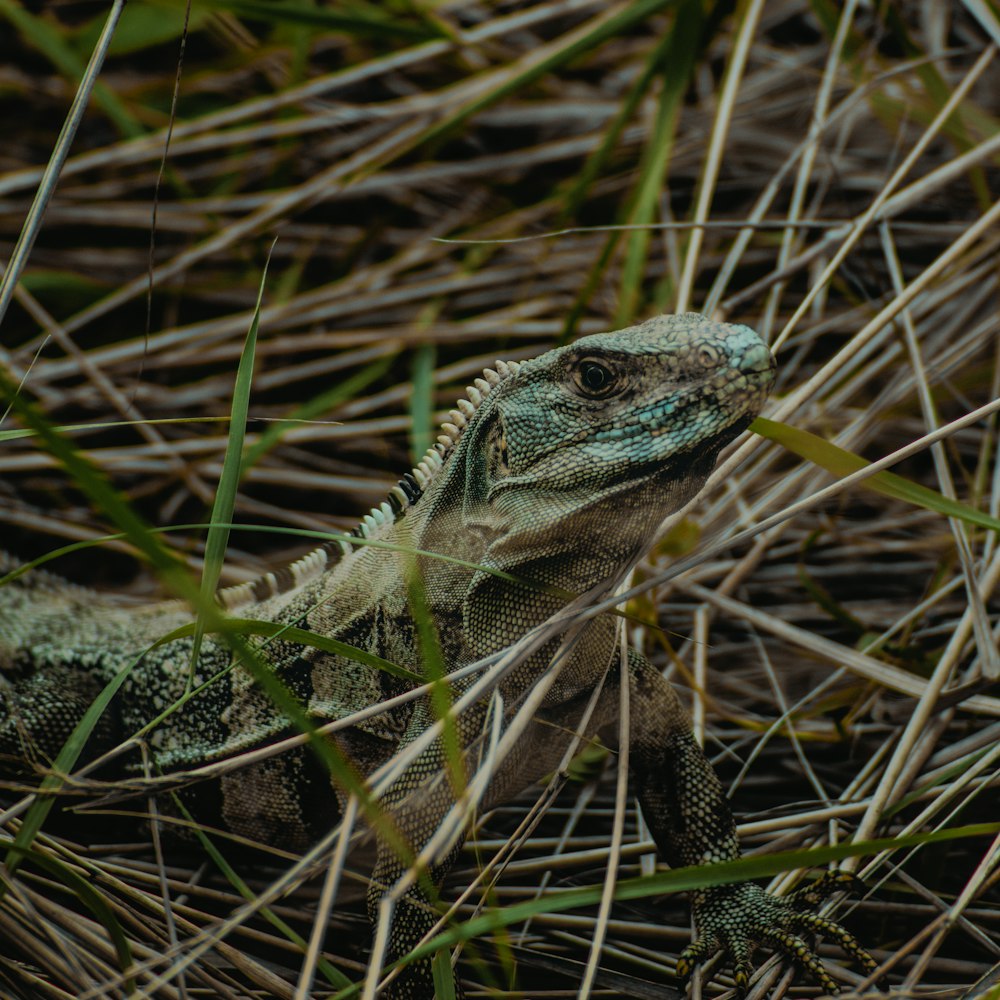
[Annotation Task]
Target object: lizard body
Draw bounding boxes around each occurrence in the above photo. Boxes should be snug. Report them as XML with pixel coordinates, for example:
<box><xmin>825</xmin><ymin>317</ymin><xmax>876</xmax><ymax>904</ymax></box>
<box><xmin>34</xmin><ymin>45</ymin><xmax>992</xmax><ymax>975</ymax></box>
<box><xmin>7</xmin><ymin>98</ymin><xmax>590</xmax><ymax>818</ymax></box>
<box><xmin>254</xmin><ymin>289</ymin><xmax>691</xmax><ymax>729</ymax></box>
<box><xmin>0</xmin><ymin>313</ymin><xmax>877</xmax><ymax>997</ymax></box>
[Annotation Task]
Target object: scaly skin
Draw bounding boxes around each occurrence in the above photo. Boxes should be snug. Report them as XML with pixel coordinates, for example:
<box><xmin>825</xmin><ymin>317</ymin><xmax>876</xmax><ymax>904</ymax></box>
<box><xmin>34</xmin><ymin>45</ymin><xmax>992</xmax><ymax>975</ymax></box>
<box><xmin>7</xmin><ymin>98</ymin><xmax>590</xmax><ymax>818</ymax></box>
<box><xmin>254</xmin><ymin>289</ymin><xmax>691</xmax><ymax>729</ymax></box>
<box><xmin>0</xmin><ymin>314</ymin><xmax>876</xmax><ymax>997</ymax></box>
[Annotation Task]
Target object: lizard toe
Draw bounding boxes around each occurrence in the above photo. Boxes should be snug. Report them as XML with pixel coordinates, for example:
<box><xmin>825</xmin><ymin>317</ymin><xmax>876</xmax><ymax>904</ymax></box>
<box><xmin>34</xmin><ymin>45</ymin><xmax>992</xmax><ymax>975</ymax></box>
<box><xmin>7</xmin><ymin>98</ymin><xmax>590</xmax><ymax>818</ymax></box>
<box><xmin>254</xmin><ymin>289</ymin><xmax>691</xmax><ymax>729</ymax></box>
<box><xmin>728</xmin><ymin>937</ymin><xmax>753</xmax><ymax>998</ymax></box>
<box><xmin>675</xmin><ymin>933</ymin><xmax>715</xmax><ymax>984</ymax></box>
<box><xmin>676</xmin><ymin>928</ymin><xmax>753</xmax><ymax>996</ymax></box>
<box><xmin>790</xmin><ymin>909</ymin><xmax>879</xmax><ymax>976</ymax></box>
<box><xmin>760</xmin><ymin>927</ymin><xmax>842</xmax><ymax>995</ymax></box>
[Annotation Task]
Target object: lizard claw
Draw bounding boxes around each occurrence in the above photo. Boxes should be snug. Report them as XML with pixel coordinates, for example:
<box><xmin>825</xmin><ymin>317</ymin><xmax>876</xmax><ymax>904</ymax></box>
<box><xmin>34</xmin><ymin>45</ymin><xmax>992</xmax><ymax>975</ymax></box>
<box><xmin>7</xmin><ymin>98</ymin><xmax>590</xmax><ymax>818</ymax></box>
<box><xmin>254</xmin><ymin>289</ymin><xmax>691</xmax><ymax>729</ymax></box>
<box><xmin>677</xmin><ymin>936</ymin><xmax>753</xmax><ymax>996</ymax></box>
<box><xmin>677</xmin><ymin>875</ymin><xmax>879</xmax><ymax>995</ymax></box>
<box><xmin>788</xmin><ymin>868</ymin><xmax>866</xmax><ymax>907</ymax></box>
<box><xmin>675</xmin><ymin>936</ymin><xmax>712</xmax><ymax>983</ymax></box>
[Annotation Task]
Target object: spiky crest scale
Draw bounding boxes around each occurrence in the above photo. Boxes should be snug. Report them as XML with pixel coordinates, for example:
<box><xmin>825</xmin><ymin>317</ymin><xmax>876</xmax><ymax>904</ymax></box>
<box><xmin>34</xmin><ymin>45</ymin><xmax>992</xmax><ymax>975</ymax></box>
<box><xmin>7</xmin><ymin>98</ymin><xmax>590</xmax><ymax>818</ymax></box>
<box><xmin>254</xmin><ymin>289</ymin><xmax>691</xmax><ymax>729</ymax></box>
<box><xmin>216</xmin><ymin>359</ymin><xmax>521</xmax><ymax>611</ymax></box>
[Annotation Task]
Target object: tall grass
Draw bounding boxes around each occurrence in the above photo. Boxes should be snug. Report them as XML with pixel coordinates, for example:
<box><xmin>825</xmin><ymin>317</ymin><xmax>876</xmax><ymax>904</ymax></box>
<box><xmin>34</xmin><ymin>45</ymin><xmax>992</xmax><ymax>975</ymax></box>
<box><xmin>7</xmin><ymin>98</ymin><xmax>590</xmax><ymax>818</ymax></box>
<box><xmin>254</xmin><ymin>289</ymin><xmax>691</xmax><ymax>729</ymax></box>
<box><xmin>0</xmin><ymin>2</ymin><xmax>998</xmax><ymax>997</ymax></box>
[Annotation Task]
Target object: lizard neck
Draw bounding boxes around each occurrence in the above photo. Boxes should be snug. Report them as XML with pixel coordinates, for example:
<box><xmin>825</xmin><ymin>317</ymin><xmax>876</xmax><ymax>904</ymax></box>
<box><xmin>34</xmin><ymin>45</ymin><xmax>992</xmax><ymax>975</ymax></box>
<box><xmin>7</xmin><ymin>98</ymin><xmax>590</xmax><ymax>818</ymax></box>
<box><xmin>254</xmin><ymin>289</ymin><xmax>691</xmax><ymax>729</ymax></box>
<box><xmin>407</xmin><ymin>406</ymin><xmax>714</xmax><ymax>653</ymax></box>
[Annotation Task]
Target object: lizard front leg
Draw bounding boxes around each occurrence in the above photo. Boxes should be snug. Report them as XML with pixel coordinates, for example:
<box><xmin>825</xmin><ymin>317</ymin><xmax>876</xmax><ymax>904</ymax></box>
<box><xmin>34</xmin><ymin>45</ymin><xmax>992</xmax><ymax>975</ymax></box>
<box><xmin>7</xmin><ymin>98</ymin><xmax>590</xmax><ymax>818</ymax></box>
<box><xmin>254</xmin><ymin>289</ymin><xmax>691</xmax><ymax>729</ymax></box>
<box><xmin>624</xmin><ymin>649</ymin><xmax>878</xmax><ymax>996</ymax></box>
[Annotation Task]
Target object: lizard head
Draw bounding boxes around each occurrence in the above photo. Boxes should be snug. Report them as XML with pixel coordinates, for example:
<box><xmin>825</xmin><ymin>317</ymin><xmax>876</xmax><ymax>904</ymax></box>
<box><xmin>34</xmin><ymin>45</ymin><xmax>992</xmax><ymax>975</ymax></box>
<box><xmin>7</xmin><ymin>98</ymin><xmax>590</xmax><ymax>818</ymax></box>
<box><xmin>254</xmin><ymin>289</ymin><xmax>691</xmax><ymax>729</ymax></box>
<box><xmin>436</xmin><ymin>313</ymin><xmax>776</xmax><ymax>644</ymax></box>
<box><xmin>407</xmin><ymin>313</ymin><xmax>775</xmax><ymax>634</ymax></box>
<box><xmin>484</xmin><ymin>313</ymin><xmax>775</xmax><ymax>512</ymax></box>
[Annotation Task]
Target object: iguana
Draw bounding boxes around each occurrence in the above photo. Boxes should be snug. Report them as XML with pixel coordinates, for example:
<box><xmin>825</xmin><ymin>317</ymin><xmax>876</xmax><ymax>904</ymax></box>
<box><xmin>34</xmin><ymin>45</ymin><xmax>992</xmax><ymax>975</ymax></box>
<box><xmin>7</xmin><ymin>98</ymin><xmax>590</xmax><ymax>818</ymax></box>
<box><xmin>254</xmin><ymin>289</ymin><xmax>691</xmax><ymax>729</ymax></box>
<box><xmin>0</xmin><ymin>313</ymin><xmax>878</xmax><ymax>998</ymax></box>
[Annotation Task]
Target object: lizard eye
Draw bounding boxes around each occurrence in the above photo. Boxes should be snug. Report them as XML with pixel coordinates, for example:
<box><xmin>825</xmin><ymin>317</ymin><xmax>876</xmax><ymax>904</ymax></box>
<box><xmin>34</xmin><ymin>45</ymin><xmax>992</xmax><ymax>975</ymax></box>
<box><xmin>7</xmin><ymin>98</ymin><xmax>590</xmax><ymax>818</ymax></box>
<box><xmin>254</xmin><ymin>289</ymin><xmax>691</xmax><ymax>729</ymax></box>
<box><xmin>574</xmin><ymin>358</ymin><xmax>618</xmax><ymax>397</ymax></box>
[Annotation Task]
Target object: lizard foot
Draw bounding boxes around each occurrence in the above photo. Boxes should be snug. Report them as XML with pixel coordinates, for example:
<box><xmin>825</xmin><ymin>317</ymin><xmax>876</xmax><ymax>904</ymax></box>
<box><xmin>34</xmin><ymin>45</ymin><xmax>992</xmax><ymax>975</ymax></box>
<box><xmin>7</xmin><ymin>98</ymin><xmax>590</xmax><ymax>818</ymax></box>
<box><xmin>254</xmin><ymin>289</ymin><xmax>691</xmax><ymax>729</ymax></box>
<box><xmin>676</xmin><ymin>872</ymin><xmax>879</xmax><ymax>996</ymax></box>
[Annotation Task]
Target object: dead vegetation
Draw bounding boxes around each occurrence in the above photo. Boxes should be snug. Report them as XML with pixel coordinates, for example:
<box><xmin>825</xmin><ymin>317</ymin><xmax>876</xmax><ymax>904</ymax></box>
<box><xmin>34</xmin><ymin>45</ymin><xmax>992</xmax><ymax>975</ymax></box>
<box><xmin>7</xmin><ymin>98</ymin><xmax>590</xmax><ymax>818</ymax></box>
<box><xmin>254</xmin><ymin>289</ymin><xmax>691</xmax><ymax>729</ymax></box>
<box><xmin>0</xmin><ymin>1</ymin><xmax>998</xmax><ymax>997</ymax></box>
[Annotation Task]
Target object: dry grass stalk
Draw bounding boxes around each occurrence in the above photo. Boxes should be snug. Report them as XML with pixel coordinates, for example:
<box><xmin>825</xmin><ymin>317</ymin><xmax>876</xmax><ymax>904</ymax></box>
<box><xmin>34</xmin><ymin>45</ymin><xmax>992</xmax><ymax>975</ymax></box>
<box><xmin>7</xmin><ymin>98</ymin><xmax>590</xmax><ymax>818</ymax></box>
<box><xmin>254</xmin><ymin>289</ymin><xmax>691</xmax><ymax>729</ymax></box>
<box><xmin>0</xmin><ymin>2</ymin><xmax>997</xmax><ymax>997</ymax></box>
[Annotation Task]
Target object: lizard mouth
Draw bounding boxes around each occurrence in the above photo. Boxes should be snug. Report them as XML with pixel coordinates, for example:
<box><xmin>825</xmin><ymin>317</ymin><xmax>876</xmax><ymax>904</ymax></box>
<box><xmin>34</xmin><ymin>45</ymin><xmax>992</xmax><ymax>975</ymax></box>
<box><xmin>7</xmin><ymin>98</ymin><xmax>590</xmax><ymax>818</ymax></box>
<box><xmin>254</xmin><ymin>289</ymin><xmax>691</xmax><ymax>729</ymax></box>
<box><xmin>706</xmin><ymin>412</ymin><xmax>755</xmax><ymax>448</ymax></box>
<box><xmin>671</xmin><ymin>413</ymin><xmax>753</xmax><ymax>471</ymax></box>
<box><xmin>632</xmin><ymin>410</ymin><xmax>756</xmax><ymax>485</ymax></box>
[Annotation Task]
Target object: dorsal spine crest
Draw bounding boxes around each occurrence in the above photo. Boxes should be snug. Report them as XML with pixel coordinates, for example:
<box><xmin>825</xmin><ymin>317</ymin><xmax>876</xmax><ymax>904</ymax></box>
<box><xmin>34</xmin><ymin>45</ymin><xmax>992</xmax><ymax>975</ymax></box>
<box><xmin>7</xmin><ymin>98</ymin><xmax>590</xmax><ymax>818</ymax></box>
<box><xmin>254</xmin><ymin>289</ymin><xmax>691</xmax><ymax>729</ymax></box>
<box><xmin>216</xmin><ymin>357</ymin><xmax>520</xmax><ymax>609</ymax></box>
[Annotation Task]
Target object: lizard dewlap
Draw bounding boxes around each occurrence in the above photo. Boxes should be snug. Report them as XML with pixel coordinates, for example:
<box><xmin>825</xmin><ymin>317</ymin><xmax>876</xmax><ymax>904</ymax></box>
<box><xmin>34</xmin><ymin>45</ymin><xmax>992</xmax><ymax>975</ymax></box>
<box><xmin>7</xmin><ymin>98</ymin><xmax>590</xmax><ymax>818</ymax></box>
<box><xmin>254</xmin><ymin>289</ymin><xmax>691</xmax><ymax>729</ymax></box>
<box><xmin>0</xmin><ymin>313</ymin><xmax>877</xmax><ymax>998</ymax></box>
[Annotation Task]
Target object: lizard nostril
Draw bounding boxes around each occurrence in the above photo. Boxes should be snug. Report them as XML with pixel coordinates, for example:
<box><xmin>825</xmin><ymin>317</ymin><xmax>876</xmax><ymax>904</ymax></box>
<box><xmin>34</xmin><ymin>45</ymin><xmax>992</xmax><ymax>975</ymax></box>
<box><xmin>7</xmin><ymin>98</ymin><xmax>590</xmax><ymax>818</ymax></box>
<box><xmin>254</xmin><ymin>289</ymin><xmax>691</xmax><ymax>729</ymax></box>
<box><xmin>739</xmin><ymin>341</ymin><xmax>775</xmax><ymax>375</ymax></box>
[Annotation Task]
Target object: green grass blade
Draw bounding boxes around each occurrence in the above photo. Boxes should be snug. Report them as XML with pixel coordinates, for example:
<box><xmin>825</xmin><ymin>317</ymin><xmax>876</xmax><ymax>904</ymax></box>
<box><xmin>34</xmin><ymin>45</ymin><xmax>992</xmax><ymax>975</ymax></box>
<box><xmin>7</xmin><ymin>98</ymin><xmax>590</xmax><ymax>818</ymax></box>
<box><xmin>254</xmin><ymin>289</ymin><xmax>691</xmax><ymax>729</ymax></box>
<box><xmin>416</xmin><ymin>0</ymin><xmax>676</xmax><ymax>152</ymax></box>
<box><xmin>616</xmin><ymin>0</ymin><xmax>704</xmax><ymax>326</ymax></box>
<box><xmin>180</xmin><ymin>0</ymin><xmax>441</xmax><ymax>39</ymax></box>
<box><xmin>562</xmin><ymin>0</ymin><xmax>707</xmax><ymax>338</ymax></box>
<box><xmin>391</xmin><ymin>822</ymin><xmax>999</xmax><ymax>974</ymax></box>
<box><xmin>77</xmin><ymin>1</ymin><xmax>210</xmax><ymax>56</ymax></box>
<box><xmin>754</xmin><ymin>416</ymin><xmax>1000</xmax><ymax>534</ymax></box>
<box><xmin>168</xmin><ymin>795</ymin><xmax>353</xmax><ymax>989</ymax></box>
<box><xmin>242</xmin><ymin>353</ymin><xmax>394</xmax><ymax>470</ymax></box>
<box><xmin>0</xmin><ymin>839</ymin><xmax>135</xmax><ymax>990</ymax></box>
<box><xmin>7</xmin><ymin>655</ymin><xmax>140</xmax><ymax>877</ymax></box>
<box><xmin>188</xmin><ymin>250</ymin><xmax>269</xmax><ymax>685</ymax></box>
<box><xmin>0</xmin><ymin>415</ymin><xmax>230</xmax><ymax>443</ymax></box>
<box><xmin>0</xmin><ymin>0</ymin><xmax>142</xmax><ymax>138</ymax></box>
<box><xmin>0</xmin><ymin>370</ymin><xmax>196</xmax><ymax>601</ymax></box>
<box><xmin>431</xmin><ymin>946</ymin><xmax>458</xmax><ymax>1000</ymax></box>
<box><xmin>0</xmin><ymin>523</ymin><xmax>527</xmax><ymax>594</ymax></box>
<box><xmin>558</xmin><ymin>35</ymin><xmax>666</xmax><ymax>224</ymax></box>
<box><xmin>883</xmin><ymin>745</ymin><xmax>996</xmax><ymax>818</ymax></box>
<box><xmin>0</xmin><ymin>0</ymin><xmax>128</xmax><ymax>333</ymax></box>
<box><xmin>156</xmin><ymin>618</ymin><xmax>421</xmax><ymax>683</ymax></box>
<box><xmin>409</xmin><ymin>343</ymin><xmax>436</xmax><ymax>465</ymax></box>
<box><xmin>405</xmin><ymin>560</ymin><xmax>464</xmax><ymax>797</ymax></box>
